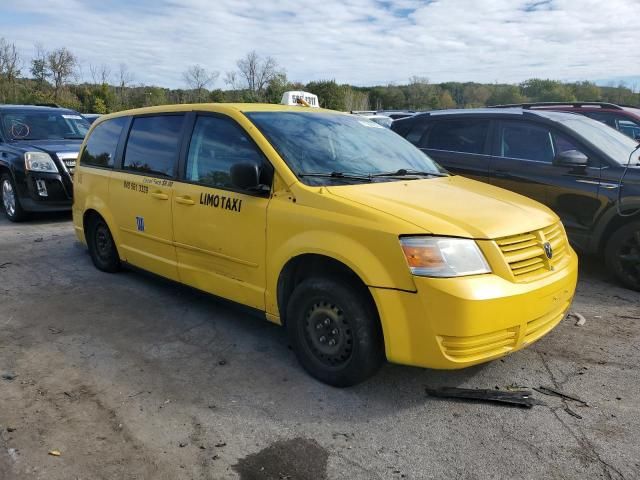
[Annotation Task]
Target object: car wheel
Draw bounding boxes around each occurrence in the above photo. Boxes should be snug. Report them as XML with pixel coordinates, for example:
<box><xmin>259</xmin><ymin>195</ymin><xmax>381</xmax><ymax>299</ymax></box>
<box><xmin>604</xmin><ymin>220</ymin><xmax>640</xmax><ymax>291</ymax></box>
<box><xmin>286</xmin><ymin>276</ymin><xmax>384</xmax><ymax>387</ymax></box>
<box><xmin>1</xmin><ymin>174</ymin><xmax>27</xmax><ymax>222</ymax></box>
<box><xmin>87</xmin><ymin>216</ymin><xmax>121</xmax><ymax>273</ymax></box>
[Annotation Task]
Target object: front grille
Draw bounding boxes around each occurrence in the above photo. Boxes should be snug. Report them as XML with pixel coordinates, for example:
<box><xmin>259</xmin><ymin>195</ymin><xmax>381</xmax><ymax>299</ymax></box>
<box><xmin>496</xmin><ymin>222</ymin><xmax>569</xmax><ymax>282</ymax></box>
<box><xmin>439</xmin><ymin>327</ymin><xmax>518</xmax><ymax>362</ymax></box>
<box><xmin>56</xmin><ymin>152</ymin><xmax>77</xmax><ymax>177</ymax></box>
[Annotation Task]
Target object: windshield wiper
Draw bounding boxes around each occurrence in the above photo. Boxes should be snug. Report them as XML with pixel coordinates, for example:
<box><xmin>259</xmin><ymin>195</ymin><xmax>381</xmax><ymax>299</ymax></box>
<box><xmin>371</xmin><ymin>168</ymin><xmax>449</xmax><ymax>178</ymax></box>
<box><xmin>298</xmin><ymin>171</ymin><xmax>373</xmax><ymax>182</ymax></box>
<box><xmin>64</xmin><ymin>136</ymin><xmax>85</xmax><ymax>140</ymax></box>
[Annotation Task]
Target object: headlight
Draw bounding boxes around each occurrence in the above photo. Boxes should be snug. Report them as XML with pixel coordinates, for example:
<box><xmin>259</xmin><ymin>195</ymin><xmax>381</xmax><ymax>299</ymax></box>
<box><xmin>24</xmin><ymin>152</ymin><xmax>58</xmax><ymax>173</ymax></box>
<box><xmin>399</xmin><ymin>236</ymin><xmax>491</xmax><ymax>277</ymax></box>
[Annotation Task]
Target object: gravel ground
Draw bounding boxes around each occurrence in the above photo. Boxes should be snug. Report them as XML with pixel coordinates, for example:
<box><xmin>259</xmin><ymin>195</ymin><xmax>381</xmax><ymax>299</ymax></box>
<box><xmin>1</xmin><ymin>213</ymin><xmax>639</xmax><ymax>480</ymax></box>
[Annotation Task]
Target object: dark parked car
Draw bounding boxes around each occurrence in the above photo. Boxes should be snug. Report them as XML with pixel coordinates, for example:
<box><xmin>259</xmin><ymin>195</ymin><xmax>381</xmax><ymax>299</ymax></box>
<box><xmin>0</xmin><ymin>105</ymin><xmax>90</xmax><ymax>221</ymax></box>
<box><xmin>392</xmin><ymin>108</ymin><xmax>640</xmax><ymax>290</ymax></box>
<box><xmin>82</xmin><ymin>113</ymin><xmax>102</xmax><ymax>125</ymax></box>
<box><xmin>490</xmin><ymin>102</ymin><xmax>640</xmax><ymax>140</ymax></box>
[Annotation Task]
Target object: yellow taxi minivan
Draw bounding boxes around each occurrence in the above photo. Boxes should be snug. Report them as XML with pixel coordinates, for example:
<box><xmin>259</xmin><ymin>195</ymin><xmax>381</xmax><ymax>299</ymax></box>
<box><xmin>73</xmin><ymin>101</ymin><xmax>578</xmax><ymax>386</ymax></box>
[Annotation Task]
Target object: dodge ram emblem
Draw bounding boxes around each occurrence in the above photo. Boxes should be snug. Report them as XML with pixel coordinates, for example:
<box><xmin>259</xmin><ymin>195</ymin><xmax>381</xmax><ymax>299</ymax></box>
<box><xmin>543</xmin><ymin>241</ymin><xmax>553</xmax><ymax>259</ymax></box>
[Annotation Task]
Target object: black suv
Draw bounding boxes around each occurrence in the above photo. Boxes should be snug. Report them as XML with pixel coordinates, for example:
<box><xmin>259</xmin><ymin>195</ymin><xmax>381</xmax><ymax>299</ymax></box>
<box><xmin>392</xmin><ymin>108</ymin><xmax>640</xmax><ymax>290</ymax></box>
<box><xmin>0</xmin><ymin>105</ymin><xmax>89</xmax><ymax>221</ymax></box>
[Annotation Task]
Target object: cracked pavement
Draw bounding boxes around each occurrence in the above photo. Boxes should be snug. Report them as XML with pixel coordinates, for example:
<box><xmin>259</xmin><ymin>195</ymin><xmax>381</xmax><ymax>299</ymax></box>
<box><xmin>0</xmin><ymin>213</ymin><xmax>639</xmax><ymax>479</ymax></box>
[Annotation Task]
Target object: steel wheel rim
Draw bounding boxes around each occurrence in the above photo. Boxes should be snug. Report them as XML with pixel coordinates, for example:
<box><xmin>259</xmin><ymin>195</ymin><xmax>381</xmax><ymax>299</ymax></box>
<box><xmin>617</xmin><ymin>229</ymin><xmax>640</xmax><ymax>285</ymax></box>
<box><xmin>2</xmin><ymin>180</ymin><xmax>16</xmax><ymax>217</ymax></box>
<box><xmin>95</xmin><ymin>224</ymin><xmax>113</xmax><ymax>262</ymax></box>
<box><xmin>303</xmin><ymin>301</ymin><xmax>353</xmax><ymax>367</ymax></box>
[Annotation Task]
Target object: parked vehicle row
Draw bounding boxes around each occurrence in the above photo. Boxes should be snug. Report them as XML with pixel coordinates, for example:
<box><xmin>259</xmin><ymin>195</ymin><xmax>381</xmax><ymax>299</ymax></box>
<box><xmin>392</xmin><ymin>107</ymin><xmax>640</xmax><ymax>290</ymax></box>
<box><xmin>2</xmin><ymin>95</ymin><xmax>638</xmax><ymax>386</ymax></box>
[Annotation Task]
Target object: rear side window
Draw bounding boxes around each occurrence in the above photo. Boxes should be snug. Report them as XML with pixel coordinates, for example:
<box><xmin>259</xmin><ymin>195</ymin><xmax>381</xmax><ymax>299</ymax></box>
<box><xmin>405</xmin><ymin>122</ymin><xmax>429</xmax><ymax>144</ymax></box>
<box><xmin>499</xmin><ymin>122</ymin><xmax>554</xmax><ymax>163</ymax></box>
<box><xmin>185</xmin><ymin>115</ymin><xmax>270</xmax><ymax>189</ymax></box>
<box><xmin>80</xmin><ymin>117</ymin><xmax>128</xmax><ymax>168</ymax></box>
<box><xmin>123</xmin><ymin>115</ymin><xmax>184</xmax><ymax>177</ymax></box>
<box><xmin>422</xmin><ymin>119</ymin><xmax>489</xmax><ymax>154</ymax></box>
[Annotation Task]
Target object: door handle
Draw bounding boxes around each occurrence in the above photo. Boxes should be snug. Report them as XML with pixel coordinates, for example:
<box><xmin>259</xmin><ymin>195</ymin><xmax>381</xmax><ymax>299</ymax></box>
<box><xmin>175</xmin><ymin>195</ymin><xmax>195</xmax><ymax>205</ymax></box>
<box><xmin>150</xmin><ymin>191</ymin><xmax>169</xmax><ymax>200</ymax></box>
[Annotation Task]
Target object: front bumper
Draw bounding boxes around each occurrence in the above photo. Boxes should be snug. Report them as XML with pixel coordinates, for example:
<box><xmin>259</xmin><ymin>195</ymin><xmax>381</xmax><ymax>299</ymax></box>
<box><xmin>15</xmin><ymin>171</ymin><xmax>73</xmax><ymax>212</ymax></box>
<box><xmin>371</xmin><ymin>248</ymin><xmax>578</xmax><ymax>369</ymax></box>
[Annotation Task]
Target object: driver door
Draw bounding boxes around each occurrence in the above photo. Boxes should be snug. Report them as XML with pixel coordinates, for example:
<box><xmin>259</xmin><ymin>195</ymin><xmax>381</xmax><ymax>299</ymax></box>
<box><xmin>172</xmin><ymin>113</ymin><xmax>272</xmax><ymax>310</ymax></box>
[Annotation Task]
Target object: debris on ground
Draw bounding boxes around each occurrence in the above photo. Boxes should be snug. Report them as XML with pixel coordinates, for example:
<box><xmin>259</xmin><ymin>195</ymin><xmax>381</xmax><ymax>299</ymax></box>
<box><xmin>48</xmin><ymin>450</ymin><xmax>61</xmax><ymax>457</ymax></box>
<box><xmin>7</xmin><ymin>427</ymin><xmax>16</xmax><ymax>432</ymax></box>
<box><xmin>426</xmin><ymin>387</ymin><xmax>544</xmax><ymax>408</ymax></box>
<box><xmin>568</xmin><ymin>311</ymin><xmax>586</xmax><ymax>326</ymax></box>
<box><xmin>34</xmin><ymin>238</ymin><xmax>43</xmax><ymax>243</ymax></box>
<box><xmin>215</xmin><ymin>442</ymin><xmax>227</xmax><ymax>448</ymax></box>
<box><xmin>218</xmin><ymin>360</ymin><xmax>227</xmax><ymax>366</ymax></box>
<box><xmin>533</xmin><ymin>386</ymin><xmax>588</xmax><ymax>406</ymax></box>
<box><xmin>1</xmin><ymin>373</ymin><xmax>17</xmax><ymax>381</ymax></box>
<box><xmin>564</xmin><ymin>407</ymin><xmax>583</xmax><ymax>419</ymax></box>
<box><xmin>48</xmin><ymin>327</ymin><xmax>62</xmax><ymax>334</ymax></box>
<box><xmin>179</xmin><ymin>442</ymin><xmax>188</xmax><ymax>448</ymax></box>
<box><xmin>0</xmin><ymin>262</ymin><xmax>12</xmax><ymax>269</ymax></box>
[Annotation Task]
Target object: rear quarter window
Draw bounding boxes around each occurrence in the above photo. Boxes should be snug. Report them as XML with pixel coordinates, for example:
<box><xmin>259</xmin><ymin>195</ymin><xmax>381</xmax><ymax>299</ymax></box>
<box><xmin>422</xmin><ymin>119</ymin><xmax>489</xmax><ymax>154</ymax></box>
<box><xmin>81</xmin><ymin>116</ymin><xmax>128</xmax><ymax>168</ymax></box>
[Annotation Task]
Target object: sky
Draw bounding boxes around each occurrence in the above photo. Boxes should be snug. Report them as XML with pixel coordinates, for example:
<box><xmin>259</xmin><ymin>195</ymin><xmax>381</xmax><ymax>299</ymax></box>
<box><xmin>1</xmin><ymin>0</ymin><xmax>639</xmax><ymax>89</ymax></box>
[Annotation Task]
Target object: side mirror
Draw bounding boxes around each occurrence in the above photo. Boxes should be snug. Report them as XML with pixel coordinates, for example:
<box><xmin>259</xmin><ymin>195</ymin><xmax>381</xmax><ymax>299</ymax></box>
<box><xmin>553</xmin><ymin>150</ymin><xmax>588</xmax><ymax>167</ymax></box>
<box><xmin>230</xmin><ymin>162</ymin><xmax>266</xmax><ymax>192</ymax></box>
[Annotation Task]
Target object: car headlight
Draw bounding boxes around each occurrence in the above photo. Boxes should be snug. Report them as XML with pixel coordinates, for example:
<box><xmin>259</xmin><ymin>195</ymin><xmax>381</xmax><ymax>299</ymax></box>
<box><xmin>24</xmin><ymin>152</ymin><xmax>58</xmax><ymax>173</ymax></box>
<box><xmin>399</xmin><ymin>236</ymin><xmax>491</xmax><ymax>277</ymax></box>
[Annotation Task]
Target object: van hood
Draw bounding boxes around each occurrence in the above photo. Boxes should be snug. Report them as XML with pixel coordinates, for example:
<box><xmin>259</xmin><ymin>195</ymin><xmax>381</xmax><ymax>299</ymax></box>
<box><xmin>327</xmin><ymin>175</ymin><xmax>558</xmax><ymax>239</ymax></box>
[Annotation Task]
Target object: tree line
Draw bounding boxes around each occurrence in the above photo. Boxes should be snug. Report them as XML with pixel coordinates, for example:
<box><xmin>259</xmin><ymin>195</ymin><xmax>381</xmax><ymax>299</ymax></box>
<box><xmin>0</xmin><ymin>37</ymin><xmax>638</xmax><ymax>114</ymax></box>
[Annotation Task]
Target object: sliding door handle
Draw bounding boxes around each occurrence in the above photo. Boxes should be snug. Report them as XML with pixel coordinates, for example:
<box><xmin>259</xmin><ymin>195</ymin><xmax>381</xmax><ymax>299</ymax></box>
<box><xmin>150</xmin><ymin>191</ymin><xmax>169</xmax><ymax>200</ymax></box>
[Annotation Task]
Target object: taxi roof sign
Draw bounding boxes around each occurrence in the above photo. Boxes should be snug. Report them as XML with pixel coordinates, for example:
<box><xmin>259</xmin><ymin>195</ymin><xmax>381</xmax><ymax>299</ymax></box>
<box><xmin>280</xmin><ymin>91</ymin><xmax>319</xmax><ymax>108</ymax></box>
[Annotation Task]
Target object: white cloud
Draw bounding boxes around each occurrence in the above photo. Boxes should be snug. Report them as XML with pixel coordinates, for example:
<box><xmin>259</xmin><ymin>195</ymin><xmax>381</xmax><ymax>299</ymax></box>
<box><xmin>1</xmin><ymin>0</ymin><xmax>638</xmax><ymax>89</ymax></box>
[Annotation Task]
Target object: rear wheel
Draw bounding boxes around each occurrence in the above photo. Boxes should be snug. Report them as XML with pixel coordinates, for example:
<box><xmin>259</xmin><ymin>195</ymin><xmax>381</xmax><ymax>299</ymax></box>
<box><xmin>286</xmin><ymin>276</ymin><xmax>384</xmax><ymax>387</ymax></box>
<box><xmin>87</xmin><ymin>216</ymin><xmax>121</xmax><ymax>273</ymax></box>
<box><xmin>604</xmin><ymin>220</ymin><xmax>640</xmax><ymax>291</ymax></box>
<box><xmin>1</xmin><ymin>174</ymin><xmax>27</xmax><ymax>222</ymax></box>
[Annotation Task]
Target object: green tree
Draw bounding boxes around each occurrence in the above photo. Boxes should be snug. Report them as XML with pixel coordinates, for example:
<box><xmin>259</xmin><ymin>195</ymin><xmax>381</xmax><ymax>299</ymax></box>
<box><xmin>92</xmin><ymin>97</ymin><xmax>107</xmax><ymax>114</ymax></box>
<box><xmin>570</xmin><ymin>81</ymin><xmax>601</xmax><ymax>101</ymax></box>
<box><xmin>305</xmin><ymin>80</ymin><xmax>347</xmax><ymax>110</ymax></box>
<box><xmin>487</xmin><ymin>85</ymin><xmax>527</xmax><ymax>106</ymax></box>
<box><xmin>520</xmin><ymin>79</ymin><xmax>575</xmax><ymax>102</ymax></box>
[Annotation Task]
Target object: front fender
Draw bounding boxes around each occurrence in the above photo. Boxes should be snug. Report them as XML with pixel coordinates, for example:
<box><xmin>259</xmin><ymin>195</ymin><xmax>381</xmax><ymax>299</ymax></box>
<box><xmin>589</xmin><ymin>201</ymin><xmax>640</xmax><ymax>253</ymax></box>
<box><xmin>265</xmin><ymin>229</ymin><xmax>416</xmax><ymax>318</ymax></box>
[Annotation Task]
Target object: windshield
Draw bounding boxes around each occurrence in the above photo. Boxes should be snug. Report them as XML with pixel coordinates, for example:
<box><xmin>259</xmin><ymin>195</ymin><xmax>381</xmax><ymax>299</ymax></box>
<box><xmin>246</xmin><ymin>111</ymin><xmax>443</xmax><ymax>185</ymax></box>
<box><xmin>1</xmin><ymin>110</ymin><xmax>90</xmax><ymax>141</ymax></box>
<box><xmin>560</xmin><ymin>116</ymin><xmax>640</xmax><ymax>164</ymax></box>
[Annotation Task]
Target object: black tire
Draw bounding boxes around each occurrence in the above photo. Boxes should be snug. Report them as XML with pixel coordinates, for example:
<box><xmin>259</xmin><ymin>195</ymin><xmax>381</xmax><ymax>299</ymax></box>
<box><xmin>1</xmin><ymin>173</ymin><xmax>27</xmax><ymax>222</ymax></box>
<box><xmin>87</xmin><ymin>216</ymin><xmax>121</xmax><ymax>273</ymax></box>
<box><xmin>286</xmin><ymin>276</ymin><xmax>384</xmax><ymax>387</ymax></box>
<box><xmin>604</xmin><ymin>220</ymin><xmax>640</xmax><ymax>291</ymax></box>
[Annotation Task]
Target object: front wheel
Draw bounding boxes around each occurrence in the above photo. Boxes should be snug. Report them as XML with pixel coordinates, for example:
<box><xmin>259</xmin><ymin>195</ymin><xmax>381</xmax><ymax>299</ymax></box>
<box><xmin>604</xmin><ymin>220</ymin><xmax>640</xmax><ymax>291</ymax></box>
<box><xmin>1</xmin><ymin>174</ymin><xmax>27</xmax><ymax>222</ymax></box>
<box><xmin>286</xmin><ymin>276</ymin><xmax>384</xmax><ymax>387</ymax></box>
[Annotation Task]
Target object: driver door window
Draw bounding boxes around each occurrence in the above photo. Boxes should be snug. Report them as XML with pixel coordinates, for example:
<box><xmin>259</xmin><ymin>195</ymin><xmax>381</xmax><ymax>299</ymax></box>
<box><xmin>185</xmin><ymin>116</ymin><xmax>270</xmax><ymax>190</ymax></box>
